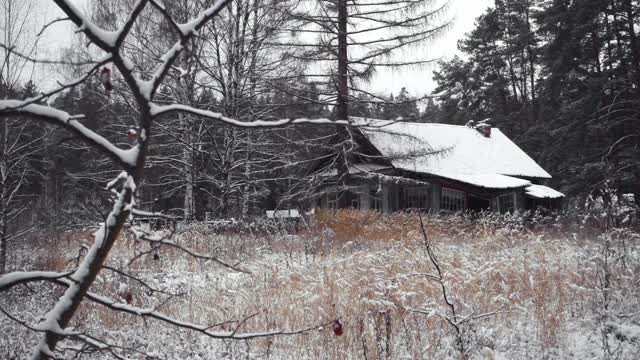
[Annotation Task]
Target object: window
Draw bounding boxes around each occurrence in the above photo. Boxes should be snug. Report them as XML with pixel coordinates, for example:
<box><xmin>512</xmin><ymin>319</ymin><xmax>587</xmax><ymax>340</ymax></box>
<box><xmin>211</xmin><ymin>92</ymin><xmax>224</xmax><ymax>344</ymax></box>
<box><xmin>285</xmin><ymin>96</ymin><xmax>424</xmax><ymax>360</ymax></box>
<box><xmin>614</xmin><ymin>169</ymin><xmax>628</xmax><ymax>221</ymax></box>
<box><xmin>403</xmin><ymin>186</ymin><xmax>429</xmax><ymax>210</ymax></box>
<box><xmin>441</xmin><ymin>188</ymin><xmax>465</xmax><ymax>211</ymax></box>
<box><xmin>370</xmin><ymin>189</ymin><xmax>383</xmax><ymax>211</ymax></box>
<box><xmin>498</xmin><ymin>193</ymin><xmax>515</xmax><ymax>213</ymax></box>
<box><xmin>327</xmin><ymin>193</ymin><xmax>338</xmax><ymax>209</ymax></box>
<box><xmin>350</xmin><ymin>195</ymin><xmax>360</xmax><ymax>209</ymax></box>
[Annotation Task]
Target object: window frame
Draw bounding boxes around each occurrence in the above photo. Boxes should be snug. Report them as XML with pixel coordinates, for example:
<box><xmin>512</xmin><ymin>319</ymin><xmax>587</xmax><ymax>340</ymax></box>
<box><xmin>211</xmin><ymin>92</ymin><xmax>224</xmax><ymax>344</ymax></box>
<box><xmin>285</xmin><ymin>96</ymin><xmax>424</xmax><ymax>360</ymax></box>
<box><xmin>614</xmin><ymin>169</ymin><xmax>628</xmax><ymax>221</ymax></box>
<box><xmin>497</xmin><ymin>192</ymin><xmax>516</xmax><ymax>213</ymax></box>
<box><xmin>403</xmin><ymin>186</ymin><xmax>429</xmax><ymax>210</ymax></box>
<box><xmin>440</xmin><ymin>187</ymin><xmax>466</xmax><ymax>212</ymax></box>
<box><xmin>327</xmin><ymin>192</ymin><xmax>338</xmax><ymax>209</ymax></box>
<box><xmin>350</xmin><ymin>194</ymin><xmax>360</xmax><ymax>209</ymax></box>
<box><xmin>369</xmin><ymin>189</ymin><xmax>383</xmax><ymax>211</ymax></box>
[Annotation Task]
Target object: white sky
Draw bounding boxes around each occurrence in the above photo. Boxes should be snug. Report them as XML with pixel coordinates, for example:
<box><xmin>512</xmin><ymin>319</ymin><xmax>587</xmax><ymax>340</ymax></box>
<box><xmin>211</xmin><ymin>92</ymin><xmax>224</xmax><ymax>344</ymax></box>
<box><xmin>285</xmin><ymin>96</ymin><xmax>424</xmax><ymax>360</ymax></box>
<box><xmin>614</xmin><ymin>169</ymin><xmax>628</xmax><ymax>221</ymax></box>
<box><xmin>35</xmin><ymin>0</ymin><xmax>493</xmax><ymax>97</ymax></box>
<box><xmin>370</xmin><ymin>0</ymin><xmax>493</xmax><ymax>97</ymax></box>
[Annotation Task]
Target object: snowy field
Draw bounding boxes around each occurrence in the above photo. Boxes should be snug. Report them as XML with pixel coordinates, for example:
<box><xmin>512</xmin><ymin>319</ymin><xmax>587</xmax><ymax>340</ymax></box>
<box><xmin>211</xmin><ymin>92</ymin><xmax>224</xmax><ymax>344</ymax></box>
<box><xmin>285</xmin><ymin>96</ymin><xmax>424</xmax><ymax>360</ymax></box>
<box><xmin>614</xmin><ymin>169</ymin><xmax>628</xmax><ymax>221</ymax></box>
<box><xmin>2</xmin><ymin>211</ymin><xmax>640</xmax><ymax>359</ymax></box>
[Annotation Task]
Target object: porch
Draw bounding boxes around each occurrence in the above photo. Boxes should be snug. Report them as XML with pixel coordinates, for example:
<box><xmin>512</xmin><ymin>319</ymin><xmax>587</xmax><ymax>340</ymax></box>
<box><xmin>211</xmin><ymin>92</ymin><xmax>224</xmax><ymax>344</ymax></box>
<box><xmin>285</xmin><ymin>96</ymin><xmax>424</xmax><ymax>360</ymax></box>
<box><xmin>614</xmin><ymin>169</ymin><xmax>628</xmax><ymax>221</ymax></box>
<box><xmin>317</xmin><ymin>181</ymin><xmax>534</xmax><ymax>214</ymax></box>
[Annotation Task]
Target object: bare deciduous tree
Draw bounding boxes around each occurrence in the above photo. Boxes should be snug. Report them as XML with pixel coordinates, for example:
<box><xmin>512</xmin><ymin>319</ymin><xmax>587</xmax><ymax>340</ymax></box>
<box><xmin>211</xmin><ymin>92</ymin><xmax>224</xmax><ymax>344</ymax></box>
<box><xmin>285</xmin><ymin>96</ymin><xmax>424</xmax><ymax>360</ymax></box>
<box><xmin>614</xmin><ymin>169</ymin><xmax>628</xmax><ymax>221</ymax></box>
<box><xmin>0</xmin><ymin>0</ymin><xmax>43</xmax><ymax>274</ymax></box>
<box><xmin>0</xmin><ymin>1</ymin><xmax>341</xmax><ymax>358</ymax></box>
<box><xmin>283</xmin><ymin>0</ymin><xmax>452</xmax><ymax>205</ymax></box>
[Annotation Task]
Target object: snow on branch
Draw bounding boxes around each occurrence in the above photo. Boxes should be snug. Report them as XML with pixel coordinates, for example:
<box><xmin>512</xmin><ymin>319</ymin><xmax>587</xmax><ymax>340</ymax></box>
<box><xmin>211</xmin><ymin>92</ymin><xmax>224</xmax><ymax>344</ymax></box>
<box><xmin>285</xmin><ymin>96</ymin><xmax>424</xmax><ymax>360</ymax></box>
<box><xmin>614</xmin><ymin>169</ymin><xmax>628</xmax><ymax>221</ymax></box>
<box><xmin>2</xmin><ymin>55</ymin><xmax>112</xmax><ymax>109</ymax></box>
<box><xmin>51</xmin><ymin>0</ymin><xmax>151</xmax><ymax>104</ymax></box>
<box><xmin>0</xmin><ymin>42</ymin><xmax>99</xmax><ymax>66</ymax></box>
<box><xmin>144</xmin><ymin>0</ymin><xmax>232</xmax><ymax>100</ymax></box>
<box><xmin>82</xmin><ymin>289</ymin><xmax>283</xmax><ymax>339</ymax></box>
<box><xmin>31</xmin><ymin>175</ymin><xmax>136</xmax><ymax>359</ymax></box>
<box><xmin>150</xmin><ymin>103</ymin><xmax>346</xmax><ymax>128</ymax></box>
<box><xmin>102</xmin><ymin>265</ymin><xmax>182</xmax><ymax>297</ymax></box>
<box><xmin>148</xmin><ymin>0</ymin><xmax>181</xmax><ymax>34</ymax></box>
<box><xmin>24</xmin><ymin>274</ymin><xmax>335</xmax><ymax>342</ymax></box>
<box><xmin>52</xmin><ymin>0</ymin><xmax>120</xmax><ymax>50</ymax></box>
<box><xmin>114</xmin><ymin>0</ymin><xmax>149</xmax><ymax>47</ymax></box>
<box><xmin>52</xmin><ymin>281</ymin><xmax>338</xmax><ymax>341</ymax></box>
<box><xmin>0</xmin><ymin>102</ymin><xmax>139</xmax><ymax>169</ymax></box>
<box><xmin>176</xmin><ymin>0</ymin><xmax>230</xmax><ymax>37</ymax></box>
<box><xmin>129</xmin><ymin>226</ymin><xmax>249</xmax><ymax>273</ymax></box>
<box><xmin>0</xmin><ymin>302</ymin><xmax>153</xmax><ymax>360</ymax></box>
<box><xmin>0</xmin><ymin>271</ymin><xmax>73</xmax><ymax>292</ymax></box>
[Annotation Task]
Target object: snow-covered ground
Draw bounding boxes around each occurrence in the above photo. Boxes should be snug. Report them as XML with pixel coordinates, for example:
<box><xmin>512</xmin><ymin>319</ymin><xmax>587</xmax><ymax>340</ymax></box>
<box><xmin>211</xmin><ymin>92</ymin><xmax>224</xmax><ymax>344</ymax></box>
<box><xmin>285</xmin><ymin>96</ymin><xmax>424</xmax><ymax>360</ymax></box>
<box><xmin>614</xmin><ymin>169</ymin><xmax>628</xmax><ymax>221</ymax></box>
<box><xmin>2</xmin><ymin>212</ymin><xmax>639</xmax><ymax>359</ymax></box>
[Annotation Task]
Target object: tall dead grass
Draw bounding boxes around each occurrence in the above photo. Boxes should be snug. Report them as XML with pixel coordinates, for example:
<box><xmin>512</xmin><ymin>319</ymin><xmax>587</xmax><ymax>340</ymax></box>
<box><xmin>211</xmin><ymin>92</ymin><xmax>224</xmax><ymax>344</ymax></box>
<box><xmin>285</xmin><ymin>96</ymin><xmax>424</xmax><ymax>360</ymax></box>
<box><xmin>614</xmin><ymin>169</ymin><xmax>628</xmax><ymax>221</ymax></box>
<box><xmin>2</xmin><ymin>209</ymin><xmax>639</xmax><ymax>359</ymax></box>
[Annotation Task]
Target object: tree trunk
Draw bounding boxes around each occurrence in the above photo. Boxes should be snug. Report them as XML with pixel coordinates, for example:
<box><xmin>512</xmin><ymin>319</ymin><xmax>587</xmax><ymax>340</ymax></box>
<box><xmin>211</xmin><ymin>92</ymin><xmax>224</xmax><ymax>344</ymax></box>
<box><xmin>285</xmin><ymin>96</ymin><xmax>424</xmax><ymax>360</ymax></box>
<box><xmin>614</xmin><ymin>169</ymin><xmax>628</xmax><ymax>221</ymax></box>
<box><xmin>35</xmin><ymin>187</ymin><xmax>134</xmax><ymax>359</ymax></box>
<box><xmin>337</xmin><ymin>0</ymin><xmax>349</xmax><ymax>121</ymax></box>
<box><xmin>0</xmin><ymin>217</ymin><xmax>6</xmax><ymax>274</ymax></box>
<box><xmin>180</xmin><ymin>114</ymin><xmax>195</xmax><ymax>222</ymax></box>
<box><xmin>241</xmin><ymin>131</ymin><xmax>251</xmax><ymax>218</ymax></box>
<box><xmin>183</xmin><ymin>169</ymin><xmax>195</xmax><ymax>221</ymax></box>
<box><xmin>335</xmin><ymin>0</ymin><xmax>350</xmax><ymax>208</ymax></box>
<box><xmin>623</xmin><ymin>0</ymin><xmax>640</xmax><ymax>85</ymax></box>
<box><xmin>0</xmin><ymin>193</ymin><xmax>6</xmax><ymax>274</ymax></box>
<box><xmin>0</xmin><ymin>120</ymin><xmax>8</xmax><ymax>274</ymax></box>
<box><xmin>524</xmin><ymin>0</ymin><xmax>536</xmax><ymax>123</ymax></box>
<box><xmin>612</xmin><ymin>2</ymin><xmax>627</xmax><ymax>73</ymax></box>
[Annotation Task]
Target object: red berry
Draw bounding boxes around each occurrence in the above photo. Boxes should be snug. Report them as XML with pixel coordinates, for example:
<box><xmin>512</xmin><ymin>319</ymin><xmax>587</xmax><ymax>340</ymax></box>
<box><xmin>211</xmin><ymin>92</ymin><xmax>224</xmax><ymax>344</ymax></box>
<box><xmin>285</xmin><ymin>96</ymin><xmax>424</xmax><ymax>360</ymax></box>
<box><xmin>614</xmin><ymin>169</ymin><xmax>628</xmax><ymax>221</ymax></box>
<box><xmin>332</xmin><ymin>319</ymin><xmax>343</xmax><ymax>336</ymax></box>
<box><xmin>127</xmin><ymin>129</ymin><xmax>138</xmax><ymax>140</ymax></box>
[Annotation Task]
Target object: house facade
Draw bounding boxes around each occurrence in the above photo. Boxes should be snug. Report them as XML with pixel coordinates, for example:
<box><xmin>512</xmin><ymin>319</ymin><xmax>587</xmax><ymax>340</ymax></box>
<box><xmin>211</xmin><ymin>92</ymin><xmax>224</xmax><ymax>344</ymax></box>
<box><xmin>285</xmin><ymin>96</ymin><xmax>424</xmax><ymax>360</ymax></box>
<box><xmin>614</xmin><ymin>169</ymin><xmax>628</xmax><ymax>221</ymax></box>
<box><xmin>316</xmin><ymin>119</ymin><xmax>564</xmax><ymax>213</ymax></box>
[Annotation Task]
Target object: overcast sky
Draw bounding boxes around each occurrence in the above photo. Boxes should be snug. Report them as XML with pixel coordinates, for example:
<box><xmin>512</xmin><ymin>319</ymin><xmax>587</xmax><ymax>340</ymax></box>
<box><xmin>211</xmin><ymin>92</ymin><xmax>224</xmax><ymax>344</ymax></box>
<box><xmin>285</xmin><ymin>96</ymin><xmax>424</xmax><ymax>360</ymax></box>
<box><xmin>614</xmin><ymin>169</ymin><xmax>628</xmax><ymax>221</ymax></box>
<box><xmin>37</xmin><ymin>0</ymin><xmax>493</xmax><ymax>97</ymax></box>
<box><xmin>370</xmin><ymin>0</ymin><xmax>493</xmax><ymax>97</ymax></box>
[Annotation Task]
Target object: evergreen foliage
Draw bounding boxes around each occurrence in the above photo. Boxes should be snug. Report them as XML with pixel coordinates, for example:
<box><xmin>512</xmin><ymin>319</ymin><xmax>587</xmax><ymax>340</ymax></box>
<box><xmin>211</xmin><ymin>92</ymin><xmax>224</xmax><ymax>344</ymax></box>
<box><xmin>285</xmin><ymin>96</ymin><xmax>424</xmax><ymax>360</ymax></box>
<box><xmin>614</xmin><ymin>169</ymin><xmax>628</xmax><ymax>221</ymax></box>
<box><xmin>431</xmin><ymin>0</ymin><xmax>640</xmax><ymax>201</ymax></box>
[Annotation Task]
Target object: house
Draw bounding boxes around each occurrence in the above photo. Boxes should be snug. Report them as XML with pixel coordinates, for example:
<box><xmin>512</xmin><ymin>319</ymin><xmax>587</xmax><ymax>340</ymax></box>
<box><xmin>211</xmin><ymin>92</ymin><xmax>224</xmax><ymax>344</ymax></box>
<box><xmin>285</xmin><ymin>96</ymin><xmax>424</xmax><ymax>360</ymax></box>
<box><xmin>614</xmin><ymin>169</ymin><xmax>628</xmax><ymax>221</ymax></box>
<box><xmin>316</xmin><ymin>118</ymin><xmax>564</xmax><ymax>213</ymax></box>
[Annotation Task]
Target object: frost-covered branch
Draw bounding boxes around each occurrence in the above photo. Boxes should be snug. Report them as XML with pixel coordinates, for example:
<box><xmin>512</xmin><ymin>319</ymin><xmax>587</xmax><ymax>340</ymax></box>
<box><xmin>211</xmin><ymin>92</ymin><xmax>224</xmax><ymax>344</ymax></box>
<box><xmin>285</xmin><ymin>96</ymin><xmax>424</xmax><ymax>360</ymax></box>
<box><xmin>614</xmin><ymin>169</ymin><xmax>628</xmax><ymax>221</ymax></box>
<box><xmin>0</xmin><ymin>270</ymin><xmax>73</xmax><ymax>292</ymax></box>
<box><xmin>102</xmin><ymin>265</ymin><xmax>183</xmax><ymax>297</ymax></box>
<box><xmin>114</xmin><ymin>0</ymin><xmax>148</xmax><ymax>48</ymax></box>
<box><xmin>417</xmin><ymin>212</ymin><xmax>467</xmax><ymax>358</ymax></box>
<box><xmin>82</xmin><ymin>289</ymin><xmax>341</xmax><ymax>340</ymax></box>
<box><xmin>0</xmin><ymin>0</ymin><xmax>345</xmax><ymax>357</ymax></box>
<box><xmin>0</xmin><ymin>41</ymin><xmax>96</xmax><ymax>66</ymax></box>
<box><xmin>51</xmin><ymin>0</ymin><xmax>120</xmax><ymax>50</ymax></box>
<box><xmin>129</xmin><ymin>226</ymin><xmax>249</xmax><ymax>273</ymax></box>
<box><xmin>150</xmin><ymin>103</ymin><xmax>345</xmax><ymax>127</ymax></box>
<box><xmin>0</xmin><ymin>102</ymin><xmax>138</xmax><ymax>170</ymax></box>
<box><xmin>66</xmin><ymin>333</ymin><xmax>159</xmax><ymax>360</ymax></box>
<box><xmin>30</xmin><ymin>175</ymin><xmax>136</xmax><ymax>359</ymax></box>
<box><xmin>43</xmin><ymin>275</ymin><xmax>335</xmax><ymax>341</ymax></box>
<box><xmin>0</xmin><ymin>302</ymin><xmax>156</xmax><ymax>360</ymax></box>
<box><xmin>0</xmin><ymin>55</ymin><xmax>112</xmax><ymax>109</ymax></box>
<box><xmin>144</xmin><ymin>0</ymin><xmax>233</xmax><ymax>100</ymax></box>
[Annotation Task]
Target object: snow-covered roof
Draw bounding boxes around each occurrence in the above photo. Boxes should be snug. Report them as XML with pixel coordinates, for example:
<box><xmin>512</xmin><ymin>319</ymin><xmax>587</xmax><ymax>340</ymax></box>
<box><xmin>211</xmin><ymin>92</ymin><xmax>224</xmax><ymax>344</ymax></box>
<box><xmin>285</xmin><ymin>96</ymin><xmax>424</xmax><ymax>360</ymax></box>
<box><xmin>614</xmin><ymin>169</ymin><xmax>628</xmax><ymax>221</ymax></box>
<box><xmin>353</xmin><ymin>118</ymin><xmax>551</xmax><ymax>189</ymax></box>
<box><xmin>451</xmin><ymin>174</ymin><xmax>532</xmax><ymax>189</ymax></box>
<box><xmin>525</xmin><ymin>184</ymin><xmax>565</xmax><ymax>199</ymax></box>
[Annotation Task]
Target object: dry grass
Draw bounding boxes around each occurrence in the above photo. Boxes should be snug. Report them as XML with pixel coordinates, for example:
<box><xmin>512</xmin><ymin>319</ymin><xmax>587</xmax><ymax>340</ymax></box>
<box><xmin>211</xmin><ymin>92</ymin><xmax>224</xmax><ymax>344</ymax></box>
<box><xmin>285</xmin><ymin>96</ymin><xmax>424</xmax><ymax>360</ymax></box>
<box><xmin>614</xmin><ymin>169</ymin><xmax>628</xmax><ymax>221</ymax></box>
<box><xmin>2</xmin><ymin>210</ymin><xmax>639</xmax><ymax>359</ymax></box>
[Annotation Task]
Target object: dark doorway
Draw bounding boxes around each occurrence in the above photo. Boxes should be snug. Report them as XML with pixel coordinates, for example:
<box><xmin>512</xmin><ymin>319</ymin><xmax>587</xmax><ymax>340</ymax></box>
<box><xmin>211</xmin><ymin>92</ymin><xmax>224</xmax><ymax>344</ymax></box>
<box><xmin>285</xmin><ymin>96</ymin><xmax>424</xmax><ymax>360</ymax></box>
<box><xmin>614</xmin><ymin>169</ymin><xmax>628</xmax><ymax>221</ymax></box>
<box><xmin>467</xmin><ymin>194</ymin><xmax>490</xmax><ymax>211</ymax></box>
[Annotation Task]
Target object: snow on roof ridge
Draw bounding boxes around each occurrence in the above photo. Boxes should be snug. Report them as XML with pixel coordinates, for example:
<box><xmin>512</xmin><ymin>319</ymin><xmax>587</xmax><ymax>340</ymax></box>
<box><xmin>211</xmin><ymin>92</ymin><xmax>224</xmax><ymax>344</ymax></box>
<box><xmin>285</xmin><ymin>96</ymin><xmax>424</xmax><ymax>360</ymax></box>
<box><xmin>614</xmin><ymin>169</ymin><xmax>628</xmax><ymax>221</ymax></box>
<box><xmin>352</xmin><ymin>117</ymin><xmax>482</xmax><ymax>128</ymax></box>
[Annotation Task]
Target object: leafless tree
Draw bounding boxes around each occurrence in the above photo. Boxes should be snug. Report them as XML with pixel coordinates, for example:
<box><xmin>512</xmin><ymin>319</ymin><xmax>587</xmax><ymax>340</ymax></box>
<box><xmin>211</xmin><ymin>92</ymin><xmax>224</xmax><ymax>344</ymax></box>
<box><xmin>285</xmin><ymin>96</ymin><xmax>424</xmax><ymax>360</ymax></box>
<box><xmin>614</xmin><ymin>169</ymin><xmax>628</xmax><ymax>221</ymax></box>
<box><xmin>0</xmin><ymin>1</ymin><xmax>342</xmax><ymax>358</ymax></box>
<box><xmin>0</xmin><ymin>0</ymin><xmax>44</xmax><ymax>274</ymax></box>
<box><xmin>279</xmin><ymin>0</ymin><xmax>452</xmax><ymax>205</ymax></box>
<box><xmin>86</xmin><ymin>0</ymin><xmax>322</xmax><ymax>220</ymax></box>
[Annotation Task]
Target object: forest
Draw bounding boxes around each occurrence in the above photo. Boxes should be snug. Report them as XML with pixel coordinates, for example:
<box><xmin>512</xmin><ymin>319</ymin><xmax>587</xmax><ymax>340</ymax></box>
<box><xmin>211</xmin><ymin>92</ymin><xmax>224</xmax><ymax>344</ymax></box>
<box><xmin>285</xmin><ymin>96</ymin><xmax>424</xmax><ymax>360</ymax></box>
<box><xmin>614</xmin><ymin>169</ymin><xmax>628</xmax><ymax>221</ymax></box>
<box><xmin>0</xmin><ymin>0</ymin><xmax>639</xmax><ymax>359</ymax></box>
<box><xmin>431</xmin><ymin>0</ymin><xmax>640</xmax><ymax>200</ymax></box>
